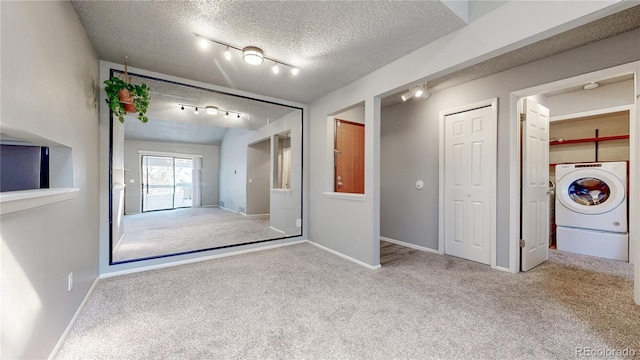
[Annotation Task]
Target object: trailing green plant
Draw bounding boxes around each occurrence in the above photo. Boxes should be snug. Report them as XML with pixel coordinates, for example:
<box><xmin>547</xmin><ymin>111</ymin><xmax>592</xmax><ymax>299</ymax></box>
<box><xmin>104</xmin><ymin>76</ymin><xmax>150</xmax><ymax>123</ymax></box>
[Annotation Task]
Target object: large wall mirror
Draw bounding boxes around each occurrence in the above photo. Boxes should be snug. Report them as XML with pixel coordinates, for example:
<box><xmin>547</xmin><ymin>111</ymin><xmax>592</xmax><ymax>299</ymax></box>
<box><xmin>109</xmin><ymin>70</ymin><xmax>302</xmax><ymax>264</ymax></box>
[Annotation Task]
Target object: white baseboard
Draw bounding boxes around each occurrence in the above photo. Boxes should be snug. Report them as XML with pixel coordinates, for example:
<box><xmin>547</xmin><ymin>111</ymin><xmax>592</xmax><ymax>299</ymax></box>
<box><xmin>246</xmin><ymin>213</ymin><xmax>270</xmax><ymax>217</ymax></box>
<box><xmin>380</xmin><ymin>236</ymin><xmax>439</xmax><ymax>254</ymax></box>
<box><xmin>219</xmin><ymin>206</ymin><xmax>237</xmax><ymax>213</ymax></box>
<box><xmin>48</xmin><ymin>276</ymin><xmax>100</xmax><ymax>359</ymax></box>
<box><xmin>307</xmin><ymin>240</ymin><xmax>381</xmax><ymax>270</ymax></box>
<box><xmin>493</xmin><ymin>265</ymin><xmax>512</xmax><ymax>273</ymax></box>
<box><xmin>269</xmin><ymin>226</ymin><xmax>285</xmax><ymax>235</ymax></box>
<box><xmin>100</xmin><ymin>239</ymin><xmax>307</xmax><ymax>278</ymax></box>
<box><xmin>201</xmin><ymin>205</ymin><xmax>219</xmax><ymax>208</ymax></box>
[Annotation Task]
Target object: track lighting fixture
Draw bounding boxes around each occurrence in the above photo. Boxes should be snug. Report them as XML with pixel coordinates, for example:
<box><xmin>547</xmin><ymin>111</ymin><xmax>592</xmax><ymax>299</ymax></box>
<box><xmin>584</xmin><ymin>82</ymin><xmax>599</xmax><ymax>90</ymax></box>
<box><xmin>225</xmin><ymin>112</ymin><xmax>229</xmax><ymax>118</ymax></box>
<box><xmin>179</xmin><ymin>104</ymin><xmax>240</xmax><ymax>117</ymax></box>
<box><xmin>419</xmin><ymin>86</ymin><xmax>431</xmax><ymax>100</ymax></box>
<box><xmin>198</xmin><ymin>37</ymin><xmax>209</xmax><ymax>50</ymax></box>
<box><xmin>400</xmin><ymin>84</ymin><xmax>431</xmax><ymax>101</ymax></box>
<box><xmin>206</xmin><ymin>106</ymin><xmax>218</xmax><ymax>115</ymax></box>
<box><xmin>194</xmin><ymin>33</ymin><xmax>300</xmax><ymax>76</ymax></box>
<box><xmin>243</xmin><ymin>46</ymin><xmax>264</xmax><ymax>65</ymax></box>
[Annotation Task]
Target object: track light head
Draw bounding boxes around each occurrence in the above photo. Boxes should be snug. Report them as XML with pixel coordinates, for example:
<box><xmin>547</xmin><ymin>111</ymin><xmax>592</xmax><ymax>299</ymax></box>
<box><xmin>180</xmin><ymin>105</ymin><xmax>184</xmax><ymax>111</ymax></box>
<box><xmin>272</xmin><ymin>63</ymin><xmax>280</xmax><ymax>74</ymax></box>
<box><xmin>194</xmin><ymin>107</ymin><xmax>199</xmax><ymax>115</ymax></box>
<box><xmin>225</xmin><ymin>112</ymin><xmax>229</xmax><ymax>118</ymax></box>
<box><xmin>237</xmin><ymin>113</ymin><xmax>241</xmax><ymax>119</ymax></box>
<box><xmin>420</xmin><ymin>87</ymin><xmax>431</xmax><ymax>100</ymax></box>
<box><xmin>401</xmin><ymin>90</ymin><xmax>414</xmax><ymax>102</ymax></box>
<box><xmin>291</xmin><ymin>67</ymin><xmax>299</xmax><ymax>76</ymax></box>
<box><xmin>198</xmin><ymin>37</ymin><xmax>209</xmax><ymax>50</ymax></box>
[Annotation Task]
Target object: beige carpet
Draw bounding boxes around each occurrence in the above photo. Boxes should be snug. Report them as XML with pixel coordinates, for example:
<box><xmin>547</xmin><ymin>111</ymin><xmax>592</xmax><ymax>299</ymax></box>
<box><xmin>58</xmin><ymin>242</ymin><xmax>638</xmax><ymax>359</ymax></box>
<box><xmin>113</xmin><ymin>207</ymin><xmax>284</xmax><ymax>262</ymax></box>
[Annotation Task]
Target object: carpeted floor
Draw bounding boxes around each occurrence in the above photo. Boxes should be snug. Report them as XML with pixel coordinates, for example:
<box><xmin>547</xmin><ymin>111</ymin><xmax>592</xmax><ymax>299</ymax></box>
<box><xmin>58</xmin><ymin>242</ymin><xmax>638</xmax><ymax>359</ymax></box>
<box><xmin>113</xmin><ymin>207</ymin><xmax>284</xmax><ymax>262</ymax></box>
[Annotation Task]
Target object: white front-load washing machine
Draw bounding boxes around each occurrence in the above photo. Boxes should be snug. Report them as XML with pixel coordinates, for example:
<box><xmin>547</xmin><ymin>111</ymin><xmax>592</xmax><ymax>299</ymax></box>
<box><xmin>555</xmin><ymin>161</ymin><xmax>628</xmax><ymax>261</ymax></box>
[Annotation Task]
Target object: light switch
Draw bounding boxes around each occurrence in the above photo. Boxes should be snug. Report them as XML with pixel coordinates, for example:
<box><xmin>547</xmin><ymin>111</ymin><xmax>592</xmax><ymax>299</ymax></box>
<box><xmin>129</xmin><ymin>179</ymin><xmax>135</xmax><ymax>183</ymax></box>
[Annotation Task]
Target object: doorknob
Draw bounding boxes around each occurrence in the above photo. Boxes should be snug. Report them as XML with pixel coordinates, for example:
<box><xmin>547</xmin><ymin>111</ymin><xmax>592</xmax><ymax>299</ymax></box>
<box><xmin>337</xmin><ymin>181</ymin><xmax>344</xmax><ymax>188</ymax></box>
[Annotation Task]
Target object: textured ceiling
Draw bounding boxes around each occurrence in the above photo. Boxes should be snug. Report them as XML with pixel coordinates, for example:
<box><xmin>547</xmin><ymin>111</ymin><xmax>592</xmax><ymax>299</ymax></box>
<box><xmin>72</xmin><ymin>1</ymin><xmax>467</xmax><ymax>104</ymax></box>
<box><xmin>382</xmin><ymin>5</ymin><xmax>640</xmax><ymax>107</ymax></box>
<box><xmin>121</xmin><ymin>72</ymin><xmax>299</xmax><ymax>145</ymax></box>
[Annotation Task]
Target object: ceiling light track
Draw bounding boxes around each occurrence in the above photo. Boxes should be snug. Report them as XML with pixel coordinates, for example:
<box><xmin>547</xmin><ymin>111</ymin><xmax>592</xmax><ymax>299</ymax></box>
<box><xmin>194</xmin><ymin>33</ymin><xmax>299</xmax><ymax>75</ymax></box>
<box><xmin>179</xmin><ymin>103</ymin><xmax>241</xmax><ymax>118</ymax></box>
<box><xmin>401</xmin><ymin>84</ymin><xmax>431</xmax><ymax>101</ymax></box>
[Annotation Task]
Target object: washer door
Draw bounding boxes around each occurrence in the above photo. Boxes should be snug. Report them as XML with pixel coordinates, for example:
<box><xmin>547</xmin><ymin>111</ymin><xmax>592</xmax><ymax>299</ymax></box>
<box><xmin>557</xmin><ymin>169</ymin><xmax>625</xmax><ymax>215</ymax></box>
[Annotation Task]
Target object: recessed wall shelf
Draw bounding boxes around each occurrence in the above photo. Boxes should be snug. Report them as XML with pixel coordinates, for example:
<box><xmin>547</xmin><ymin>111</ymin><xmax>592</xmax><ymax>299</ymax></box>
<box><xmin>0</xmin><ymin>188</ymin><xmax>79</xmax><ymax>215</ymax></box>
<box><xmin>1</xmin><ymin>121</ymin><xmax>77</xmax><ymax>215</ymax></box>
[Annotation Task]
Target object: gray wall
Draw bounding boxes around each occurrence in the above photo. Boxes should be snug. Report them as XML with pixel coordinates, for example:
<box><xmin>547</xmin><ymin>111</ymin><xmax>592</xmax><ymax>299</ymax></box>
<box><xmin>380</xmin><ymin>28</ymin><xmax>640</xmax><ymax>266</ymax></box>
<box><xmin>123</xmin><ymin>140</ymin><xmax>220</xmax><ymax>214</ymax></box>
<box><xmin>0</xmin><ymin>2</ymin><xmax>100</xmax><ymax>358</ymax></box>
<box><xmin>247</xmin><ymin>139</ymin><xmax>271</xmax><ymax>215</ymax></box>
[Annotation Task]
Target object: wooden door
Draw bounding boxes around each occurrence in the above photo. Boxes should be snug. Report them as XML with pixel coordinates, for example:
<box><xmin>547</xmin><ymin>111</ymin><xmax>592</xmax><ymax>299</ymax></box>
<box><xmin>444</xmin><ymin>105</ymin><xmax>496</xmax><ymax>265</ymax></box>
<box><xmin>335</xmin><ymin>119</ymin><xmax>364</xmax><ymax>193</ymax></box>
<box><xmin>521</xmin><ymin>98</ymin><xmax>550</xmax><ymax>271</ymax></box>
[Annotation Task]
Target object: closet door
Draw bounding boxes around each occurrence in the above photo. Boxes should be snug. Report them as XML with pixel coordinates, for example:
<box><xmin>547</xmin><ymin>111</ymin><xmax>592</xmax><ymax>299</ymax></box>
<box><xmin>444</xmin><ymin>105</ymin><xmax>496</xmax><ymax>265</ymax></box>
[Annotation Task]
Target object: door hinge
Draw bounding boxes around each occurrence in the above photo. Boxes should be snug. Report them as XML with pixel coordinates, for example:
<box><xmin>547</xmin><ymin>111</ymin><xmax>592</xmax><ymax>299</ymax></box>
<box><xmin>520</xmin><ymin>113</ymin><xmax>526</xmax><ymax>121</ymax></box>
<box><xmin>519</xmin><ymin>239</ymin><xmax>525</xmax><ymax>248</ymax></box>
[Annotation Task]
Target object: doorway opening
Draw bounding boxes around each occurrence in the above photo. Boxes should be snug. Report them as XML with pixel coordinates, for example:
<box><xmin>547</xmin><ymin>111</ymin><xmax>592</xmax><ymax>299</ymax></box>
<box><xmin>512</xmin><ymin>65</ymin><xmax>637</xmax><ymax>283</ymax></box>
<box><xmin>141</xmin><ymin>155</ymin><xmax>194</xmax><ymax>212</ymax></box>
<box><xmin>246</xmin><ymin>137</ymin><xmax>271</xmax><ymax>216</ymax></box>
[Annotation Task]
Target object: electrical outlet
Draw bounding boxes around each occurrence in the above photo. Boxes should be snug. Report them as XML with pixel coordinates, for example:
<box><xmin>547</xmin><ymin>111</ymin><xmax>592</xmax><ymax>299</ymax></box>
<box><xmin>68</xmin><ymin>272</ymin><xmax>73</xmax><ymax>292</ymax></box>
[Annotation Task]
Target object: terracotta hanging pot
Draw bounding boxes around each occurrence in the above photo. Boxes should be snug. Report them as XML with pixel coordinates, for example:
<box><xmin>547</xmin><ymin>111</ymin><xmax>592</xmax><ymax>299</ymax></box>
<box><xmin>119</xmin><ymin>88</ymin><xmax>137</xmax><ymax>113</ymax></box>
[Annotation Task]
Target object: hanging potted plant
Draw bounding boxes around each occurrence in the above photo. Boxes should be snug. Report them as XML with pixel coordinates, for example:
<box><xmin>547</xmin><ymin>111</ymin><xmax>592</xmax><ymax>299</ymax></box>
<box><xmin>104</xmin><ymin>58</ymin><xmax>150</xmax><ymax>123</ymax></box>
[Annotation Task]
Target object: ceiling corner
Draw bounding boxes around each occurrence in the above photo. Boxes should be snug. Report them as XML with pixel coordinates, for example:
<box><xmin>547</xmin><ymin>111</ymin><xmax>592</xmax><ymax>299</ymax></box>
<box><xmin>441</xmin><ymin>0</ymin><xmax>469</xmax><ymax>24</ymax></box>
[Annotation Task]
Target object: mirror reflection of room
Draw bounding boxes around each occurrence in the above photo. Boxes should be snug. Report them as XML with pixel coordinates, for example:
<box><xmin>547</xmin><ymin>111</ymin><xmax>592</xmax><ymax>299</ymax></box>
<box><xmin>110</xmin><ymin>72</ymin><xmax>302</xmax><ymax>263</ymax></box>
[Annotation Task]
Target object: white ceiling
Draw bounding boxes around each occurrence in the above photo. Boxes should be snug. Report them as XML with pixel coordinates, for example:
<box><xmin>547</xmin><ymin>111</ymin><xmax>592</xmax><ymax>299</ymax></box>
<box><xmin>382</xmin><ymin>5</ymin><xmax>640</xmax><ymax>107</ymax></box>
<box><xmin>71</xmin><ymin>1</ymin><xmax>468</xmax><ymax>104</ymax></box>
<box><xmin>73</xmin><ymin>1</ymin><xmax>639</xmax><ymax>113</ymax></box>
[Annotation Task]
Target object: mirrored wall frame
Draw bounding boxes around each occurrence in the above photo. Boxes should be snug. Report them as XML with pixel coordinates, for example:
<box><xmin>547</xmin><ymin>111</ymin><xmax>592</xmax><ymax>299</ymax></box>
<box><xmin>108</xmin><ymin>68</ymin><xmax>304</xmax><ymax>265</ymax></box>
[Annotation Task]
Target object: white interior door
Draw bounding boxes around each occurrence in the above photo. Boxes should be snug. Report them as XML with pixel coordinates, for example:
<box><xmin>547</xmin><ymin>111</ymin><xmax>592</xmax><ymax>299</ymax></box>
<box><xmin>444</xmin><ymin>105</ymin><xmax>496</xmax><ymax>265</ymax></box>
<box><xmin>521</xmin><ymin>98</ymin><xmax>550</xmax><ymax>271</ymax></box>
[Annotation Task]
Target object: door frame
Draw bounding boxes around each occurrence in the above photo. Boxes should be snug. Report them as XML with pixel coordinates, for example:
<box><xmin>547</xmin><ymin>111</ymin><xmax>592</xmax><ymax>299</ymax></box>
<box><xmin>509</xmin><ymin>61</ymin><xmax>639</xmax><ymax>304</ymax></box>
<box><xmin>438</xmin><ymin>98</ymin><xmax>498</xmax><ymax>269</ymax></box>
<box><xmin>137</xmin><ymin>150</ymin><xmax>202</xmax><ymax>213</ymax></box>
